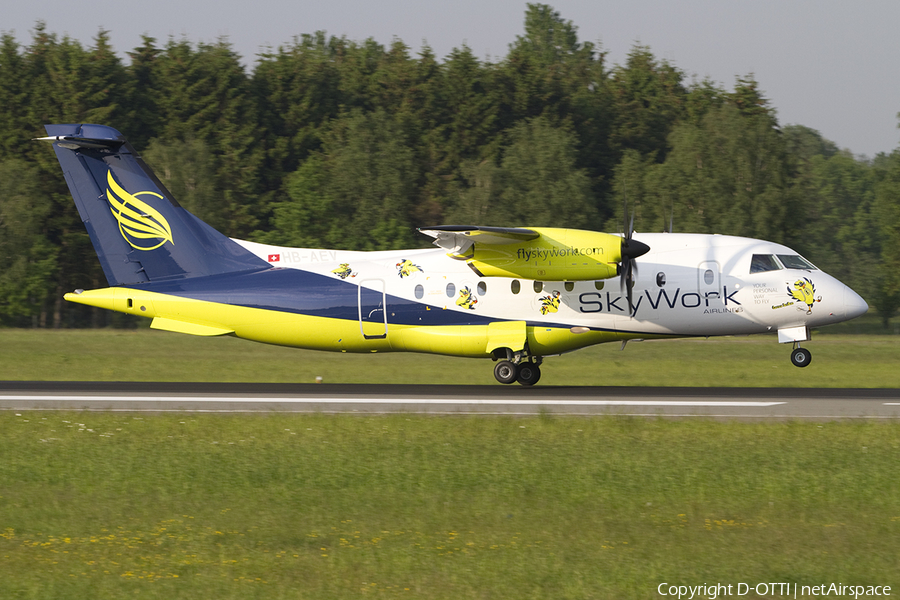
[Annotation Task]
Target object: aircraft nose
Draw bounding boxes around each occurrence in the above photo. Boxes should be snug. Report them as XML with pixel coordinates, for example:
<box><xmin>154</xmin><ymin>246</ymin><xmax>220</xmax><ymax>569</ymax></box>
<box><xmin>843</xmin><ymin>285</ymin><xmax>868</xmax><ymax>320</ymax></box>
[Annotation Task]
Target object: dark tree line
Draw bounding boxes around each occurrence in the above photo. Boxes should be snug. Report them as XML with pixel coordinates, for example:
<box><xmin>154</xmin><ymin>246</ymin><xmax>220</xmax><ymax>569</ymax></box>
<box><xmin>1</xmin><ymin>4</ymin><xmax>898</xmax><ymax>328</ymax></box>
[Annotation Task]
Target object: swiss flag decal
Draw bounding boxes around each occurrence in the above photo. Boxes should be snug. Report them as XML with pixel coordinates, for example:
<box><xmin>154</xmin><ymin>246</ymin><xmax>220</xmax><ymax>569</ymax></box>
<box><xmin>267</xmin><ymin>254</ymin><xmax>280</xmax><ymax>262</ymax></box>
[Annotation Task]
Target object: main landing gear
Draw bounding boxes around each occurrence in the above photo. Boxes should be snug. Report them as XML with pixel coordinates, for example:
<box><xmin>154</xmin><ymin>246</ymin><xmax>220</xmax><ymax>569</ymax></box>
<box><xmin>493</xmin><ymin>348</ymin><xmax>543</xmax><ymax>386</ymax></box>
<box><xmin>790</xmin><ymin>344</ymin><xmax>812</xmax><ymax>368</ymax></box>
<box><xmin>494</xmin><ymin>360</ymin><xmax>542</xmax><ymax>386</ymax></box>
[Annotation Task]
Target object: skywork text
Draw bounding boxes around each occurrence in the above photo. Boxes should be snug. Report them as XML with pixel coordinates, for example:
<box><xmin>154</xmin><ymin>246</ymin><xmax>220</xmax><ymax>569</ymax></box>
<box><xmin>579</xmin><ymin>287</ymin><xmax>741</xmax><ymax>316</ymax></box>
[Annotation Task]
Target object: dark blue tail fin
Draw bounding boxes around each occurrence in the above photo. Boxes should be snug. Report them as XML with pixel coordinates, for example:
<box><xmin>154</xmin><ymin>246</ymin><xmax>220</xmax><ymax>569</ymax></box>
<box><xmin>41</xmin><ymin>124</ymin><xmax>269</xmax><ymax>286</ymax></box>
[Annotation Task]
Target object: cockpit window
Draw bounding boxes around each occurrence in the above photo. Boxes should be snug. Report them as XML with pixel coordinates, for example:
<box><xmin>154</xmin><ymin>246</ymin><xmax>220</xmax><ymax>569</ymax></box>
<box><xmin>777</xmin><ymin>254</ymin><xmax>817</xmax><ymax>270</ymax></box>
<box><xmin>750</xmin><ymin>254</ymin><xmax>781</xmax><ymax>274</ymax></box>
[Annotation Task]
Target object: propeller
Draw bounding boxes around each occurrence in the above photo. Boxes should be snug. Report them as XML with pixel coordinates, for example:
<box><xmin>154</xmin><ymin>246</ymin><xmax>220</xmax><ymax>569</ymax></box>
<box><xmin>619</xmin><ymin>194</ymin><xmax>650</xmax><ymax>316</ymax></box>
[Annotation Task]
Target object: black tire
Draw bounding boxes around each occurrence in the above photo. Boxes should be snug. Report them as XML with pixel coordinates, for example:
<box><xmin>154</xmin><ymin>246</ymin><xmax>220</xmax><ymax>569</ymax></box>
<box><xmin>494</xmin><ymin>360</ymin><xmax>518</xmax><ymax>384</ymax></box>
<box><xmin>790</xmin><ymin>347</ymin><xmax>812</xmax><ymax>368</ymax></box>
<box><xmin>517</xmin><ymin>363</ymin><xmax>541</xmax><ymax>386</ymax></box>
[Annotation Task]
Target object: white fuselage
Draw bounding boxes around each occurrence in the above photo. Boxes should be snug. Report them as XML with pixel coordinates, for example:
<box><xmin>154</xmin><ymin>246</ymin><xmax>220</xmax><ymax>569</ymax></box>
<box><xmin>236</xmin><ymin>233</ymin><xmax>868</xmax><ymax>346</ymax></box>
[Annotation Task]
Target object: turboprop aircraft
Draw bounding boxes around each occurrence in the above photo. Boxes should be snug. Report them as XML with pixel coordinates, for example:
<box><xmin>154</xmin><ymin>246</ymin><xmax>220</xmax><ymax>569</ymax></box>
<box><xmin>38</xmin><ymin>124</ymin><xmax>869</xmax><ymax>385</ymax></box>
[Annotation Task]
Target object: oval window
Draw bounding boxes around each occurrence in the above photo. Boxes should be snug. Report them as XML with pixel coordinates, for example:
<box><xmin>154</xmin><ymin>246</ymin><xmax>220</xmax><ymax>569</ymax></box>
<box><xmin>656</xmin><ymin>272</ymin><xmax>666</xmax><ymax>287</ymax></box>
<box><xmin>477</xmin><ymin>281</ymin><xmax>487</xmax><ymax>296</ymax></box>
<box><xmin>511</xmin><ymin>280</ymin><xmax>520</xmax><ymax>294</ymax></box>
<box><xmin>594</xmin><ymin>281</ymin><xmax>605</xmax><ymax>290</ymax></box>
<box><xmin>446</xmin><ymin>282</ymin><xmax>456</xmax><ymax>297</ymax></box>
<box><xmin>704</xmin><ymin>269</ymin><xmax>714</xmax><ymax>285</ymax></box>
<box><xmin>414</xmin><ymin>284</ymin><xmax>424</xmax><ymax>299</ymax></box>
<box><xmin>533</xmin><ymin>281</ymin><xmax>543</xmax><ymax>293</ymax></box>
<box><xmin>564</xmin><ymin>282</ymin><xmax>575</xmax><ymax>292</ymax></box>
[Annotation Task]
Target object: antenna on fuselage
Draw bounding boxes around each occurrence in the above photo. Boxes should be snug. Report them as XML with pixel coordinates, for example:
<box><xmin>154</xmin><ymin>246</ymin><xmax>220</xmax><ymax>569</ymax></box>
<box><xmin>665</xmin><ymin>202</ymin><xmax>675</xmax><ymax>234</ymax></box>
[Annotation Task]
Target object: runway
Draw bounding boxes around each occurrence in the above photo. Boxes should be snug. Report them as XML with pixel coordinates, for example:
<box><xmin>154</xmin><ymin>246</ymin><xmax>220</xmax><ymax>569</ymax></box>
<box><xmin>1</xmin><ymin>382</ymin><xmax>899</xmax><ymax>419</ymax></box>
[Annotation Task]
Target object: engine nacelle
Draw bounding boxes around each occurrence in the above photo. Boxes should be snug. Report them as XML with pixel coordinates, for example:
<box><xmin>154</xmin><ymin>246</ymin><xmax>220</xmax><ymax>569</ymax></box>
<box><xmin>464</xmin><ymin>228</ymin><xmax>622</xmax><ymax>281</ymax></box>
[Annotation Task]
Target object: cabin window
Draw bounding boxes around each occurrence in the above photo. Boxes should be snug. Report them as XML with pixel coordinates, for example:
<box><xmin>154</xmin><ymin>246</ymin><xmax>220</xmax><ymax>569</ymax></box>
<box><xmin>594</xmin><ymin>281</ymin><xmax>605</xmax><ymax>290</ymax></box>
<box><xmin>533</xmin><ymin>281</ymin><xmax>543</xmax><ymax>293</ymax></box>
<box><xmin>477</xmin><ymin>281</ymin><xmax>487</xmax><ymax>296</ymax></box>
<box><xmin>414</xmin><ymin>284</ymin><xmax>424</xmax><ymax>299</ymax></box>
<box><xmin>446</xmin><ymin>282</ymin><xmax>456</xmax><ymax>297</ymax></box>
<box><xmin>704</xmin><ymin>269</ymin><xmax>715</xmax><ymax>285</ymax></box>
<box><xmin>750</xmin><ymin>254</ymin><xmax>782</xmax><ymax>274</ymax></box>
<box><xmin>564</xmin><ymin>282</ymin><xmax>575</xmax><ymax>292</ymax></box>
<box><xmin>777</xmin><ymin>254</ymin><xmax>818</xmax><ymax>270</ymax></box>
<box><xmin>511</xmin><ymin>280</ymin><xmax>520</xmax><ymax>294</ymax></box>
<box><xmin>656</xmin><ymin>272</ymin><xmax>666</xmax><ymax>287</ymax></box>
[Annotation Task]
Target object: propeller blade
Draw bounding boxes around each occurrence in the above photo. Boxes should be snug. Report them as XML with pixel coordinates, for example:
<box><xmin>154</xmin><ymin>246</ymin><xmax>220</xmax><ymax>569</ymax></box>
<box><xmin>618</xmin><ymin>187</ymin><xmax>648</xmax><ymax>317</ymax></box>
<box><xmin>626</xmin><ymin>265</ymin><xmax>635</xmax><ymax>315</ymax></box>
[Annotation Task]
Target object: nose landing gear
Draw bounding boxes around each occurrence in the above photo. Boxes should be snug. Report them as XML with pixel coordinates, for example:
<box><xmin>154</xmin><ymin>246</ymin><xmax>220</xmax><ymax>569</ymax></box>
<box><xmin>790</xmin><ymin>343</ymin><xmax>812</xmax><ymax>367</ymax></box>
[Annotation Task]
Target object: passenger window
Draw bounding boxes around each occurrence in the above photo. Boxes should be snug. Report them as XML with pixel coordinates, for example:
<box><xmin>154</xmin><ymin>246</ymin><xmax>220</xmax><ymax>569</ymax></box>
<box><xmin>750</xmin><ymin>254</ymin><xmax>782</xmax><ymax>274</ymax></box>
<box><xmin>477</xmin><ymin>281</ymin><xmax>487</xmax><ymax>296</ymax></box>
<box><xmin>511</xmin><ymin>280</ymin><xmax>520</xmax><ymax>294</ymax></box>
<box><xmin>534</xmin><ymin>281</ymin><xmax>543</xmax><ymax>293</ymax></box>
<box><xmin>564</xmin><ymin>282</ymin><xmax>574</xmax><ymax>292</ymax></box>
<box><xmin>446</xmin><ymin>283</ymin><xmax>456</xmax><ymax>297</ymax></box>
<box><xmin>594</xmin><ymin>281</ymin><xmax>604</xmax><ymax>290</ymax></box>
<box><xmin>414</xmin><ymin>284</ymin><xmax>424</xmax><ymax>299</ymax></box>
<box><xmin>777</xmin><ymin>254</ymin><xmax>817</xmax><ymax>270</ymax></box>
<box><xmin>704</xmin><ymin>270</ymin><xmax>714</xmax><ymax>285</ymax></box>
<box><xmin>656</xmin><ymin>272</ymin><xmax>666</xmax><ymax>287</ymax></box>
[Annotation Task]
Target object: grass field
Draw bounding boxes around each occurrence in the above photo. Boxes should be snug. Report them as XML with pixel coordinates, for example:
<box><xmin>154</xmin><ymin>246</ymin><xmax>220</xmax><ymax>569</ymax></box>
<box><xmin>2</xmin><ymin>413</ymin><xmax>899</xmax><ymax>599</ymax></box>
<box><xmin>0</xmin><ymin>319</ymin><xmax>898</xmax><ymax>387</ymax></box>
<box><xmin>1</xmin><ymin>323</ymin><xmax>898</xmax><ymax>598</ymax></box>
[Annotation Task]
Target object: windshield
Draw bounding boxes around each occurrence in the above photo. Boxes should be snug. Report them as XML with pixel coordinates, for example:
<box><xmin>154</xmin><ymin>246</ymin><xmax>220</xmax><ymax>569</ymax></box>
<box><xmin>777</xmin><ymin>254</ymin><xmax>817</xmax><ymax>270</ymax></box>
<box><xmin>750</xmin><ymin>254</ymin><xmax>782</xmax><ymax>274</ymax></box>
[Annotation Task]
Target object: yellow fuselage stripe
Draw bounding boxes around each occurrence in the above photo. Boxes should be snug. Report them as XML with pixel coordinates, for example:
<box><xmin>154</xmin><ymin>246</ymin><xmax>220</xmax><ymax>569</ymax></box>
<box><xmin>64</xmin><ymin>287</ymin><xmax>650</xmax><ymax>357</ymax></box>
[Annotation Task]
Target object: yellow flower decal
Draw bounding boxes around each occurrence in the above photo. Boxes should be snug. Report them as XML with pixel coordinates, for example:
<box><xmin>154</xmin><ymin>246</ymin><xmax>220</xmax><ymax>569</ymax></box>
<box><xmin>106</xmin><ymin>171</ymin><xmax>173</xmax><ymax>250</ymax></box>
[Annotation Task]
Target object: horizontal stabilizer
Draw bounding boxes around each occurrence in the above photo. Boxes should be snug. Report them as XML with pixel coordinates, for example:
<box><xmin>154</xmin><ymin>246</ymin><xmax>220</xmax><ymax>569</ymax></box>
<box><xmin>34</xmin><ymin>134</ymin><xmax>124</xmax><ymax>150</ymax></box>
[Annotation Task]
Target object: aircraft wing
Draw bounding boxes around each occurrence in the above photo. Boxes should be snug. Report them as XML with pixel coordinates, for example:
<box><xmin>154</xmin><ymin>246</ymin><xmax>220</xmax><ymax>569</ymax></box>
<box><xmin>418</xmin><ymin>226</ymin><xmax>540</xmax><ymax>257</ymax></box>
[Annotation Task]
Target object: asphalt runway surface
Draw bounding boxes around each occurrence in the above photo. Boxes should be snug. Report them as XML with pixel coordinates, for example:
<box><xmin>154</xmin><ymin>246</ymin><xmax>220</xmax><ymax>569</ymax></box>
<box><xmin>1</xmin><ymin>382</ymin><xmax>899</xmax><ymax>419</ymax></box>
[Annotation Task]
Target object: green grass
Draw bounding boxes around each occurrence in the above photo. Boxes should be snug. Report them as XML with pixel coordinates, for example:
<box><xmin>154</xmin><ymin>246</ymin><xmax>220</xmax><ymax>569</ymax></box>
<box><xmin>2</xmin><ymin>323</ymin><xmax>898</xmax><ymax>597</ymax></box>
<box><xmin>0</xmin><ymin>321</ymin><xmax>898</xmax><ymax>386</ymax></box>
<box><xmin>1</xmin><ymin>413</ymin><xmax>899</xmax><ymax>599</ymax></box>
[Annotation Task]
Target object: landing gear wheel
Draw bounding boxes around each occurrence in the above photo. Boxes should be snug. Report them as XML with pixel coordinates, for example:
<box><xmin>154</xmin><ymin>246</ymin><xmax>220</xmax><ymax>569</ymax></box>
<box><xmin>516</xmin><ymin>363</ymin><xmax>541</xmax><ymax>386</ymax></box>
<box><xmin>494</xmin><ymin>360</ymin><xmax>518</xmax><ymax>384</ymax></box>
<box><xmin>790</xmin><ymin>347</ymin><xmax>812</xmax><ymax>368</ymax></box>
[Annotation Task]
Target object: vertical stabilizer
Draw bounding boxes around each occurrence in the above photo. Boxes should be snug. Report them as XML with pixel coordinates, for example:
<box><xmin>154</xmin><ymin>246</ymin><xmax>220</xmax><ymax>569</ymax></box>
<box><xmin>40</xmin><ymin>124</ymin><xmax>269</xmax><ymax>286</ymax></box>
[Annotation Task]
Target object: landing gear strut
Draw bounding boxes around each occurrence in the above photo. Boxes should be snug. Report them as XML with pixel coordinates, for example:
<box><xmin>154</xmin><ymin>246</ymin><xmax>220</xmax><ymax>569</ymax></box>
<box><xmin>790</xmin><ymin>344</ymin><xmax>812</xmax><ymax>368</ymax></box>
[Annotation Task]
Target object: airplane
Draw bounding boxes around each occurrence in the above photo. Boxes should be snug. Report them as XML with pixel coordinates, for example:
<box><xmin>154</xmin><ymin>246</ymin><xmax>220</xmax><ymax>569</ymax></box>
<box><xmin>37</xmin><ymin>123</ymin><xmax>869</xmax><ymax>386</ymax></box>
